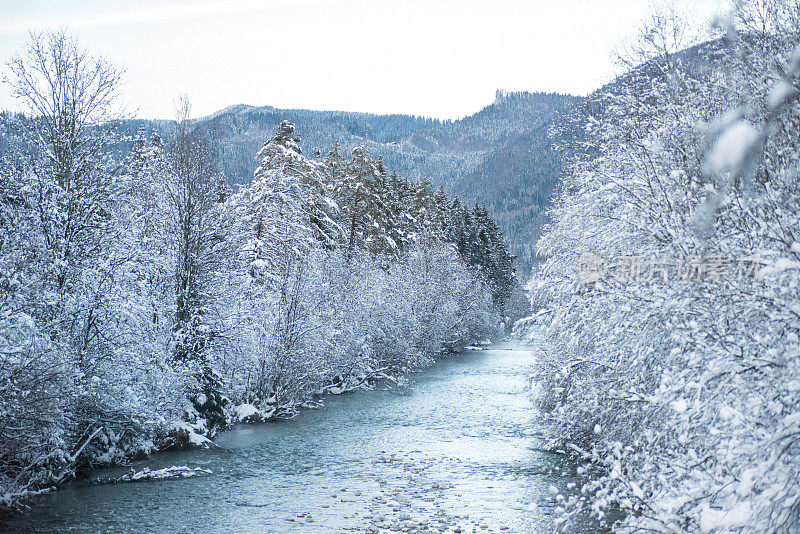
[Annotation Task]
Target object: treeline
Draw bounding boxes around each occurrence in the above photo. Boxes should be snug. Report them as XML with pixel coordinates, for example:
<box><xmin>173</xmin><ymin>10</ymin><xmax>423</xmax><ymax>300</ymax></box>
<box><xmin>0</xmin><ymin>31</ymin><xmax>514</xmax><ymax>511</ymax></box>
<box><xmin>149</xmin><ymin>87</ymin><xmax>574</xmax><ymax>271</ymax></box>
<box><xmin>516</xmin><ymin>2</ymin><xmax>800</xmax><ymax>532</ymax></box>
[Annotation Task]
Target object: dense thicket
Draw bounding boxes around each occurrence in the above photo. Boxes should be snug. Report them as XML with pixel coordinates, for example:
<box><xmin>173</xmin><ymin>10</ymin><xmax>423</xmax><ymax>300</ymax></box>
<box><xmin>0</xmin><ymin>32</ymin><xmax>514</xmax><ymax>511</ymax></box>
<box><xmin>516</xmin><ymin>2</ymin><xmax>800</xmax><ymax>532</ymax></box>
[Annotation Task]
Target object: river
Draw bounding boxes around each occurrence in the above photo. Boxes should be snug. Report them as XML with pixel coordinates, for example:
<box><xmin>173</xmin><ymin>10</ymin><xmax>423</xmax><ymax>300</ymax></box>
<box><xmin>6</xmin><ymin>341</ymin><xmax>580</xmax><ymax>533</ymax></box>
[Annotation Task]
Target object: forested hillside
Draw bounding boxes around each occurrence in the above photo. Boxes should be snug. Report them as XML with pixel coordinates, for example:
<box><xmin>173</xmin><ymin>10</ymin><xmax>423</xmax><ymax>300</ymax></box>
<box><xmin>516</xmin><ymin>2</ymin><xmax>800</xmax><ymax>532</ymax></box>
<box><xmin>80</xmin><ymin>90</ymin><xmax>576</xmax><ymax>271</ymax></box>
<box><xmin>0</xmin><ymin>31</ymin><xmax>516</xmax><ymax>512</ymax></box>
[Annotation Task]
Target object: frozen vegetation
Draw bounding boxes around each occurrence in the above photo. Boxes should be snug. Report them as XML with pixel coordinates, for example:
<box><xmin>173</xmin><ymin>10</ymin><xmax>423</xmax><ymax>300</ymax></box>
<box><xmin>4</xmin><ymin>2</ymin><xmax>799</xmax><ymax>531</ymax></box>
<box><xmin>0</xmin><ymin>32</ymin><xmax>515</xmax><ymax>512</ymax></box>
<box><xmin>516</xmin><ymin>2</ymin><xmax>800</xmax><ymax>532</ymax></box>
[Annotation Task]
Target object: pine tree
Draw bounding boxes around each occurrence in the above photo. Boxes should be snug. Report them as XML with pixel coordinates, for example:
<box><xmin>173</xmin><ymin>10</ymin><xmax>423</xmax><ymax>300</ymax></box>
<box><xmin>431</xmin><ymin>186</ymin><xmax>450</xmax><ymax>239</ymax></box>
<box><xmin>334</xmin><ymin>145</ymin><xmax>387</xmax><ymax>259</ymax></box>
<box><xmin>221</xmin><ymin>121</ymin><xmax>338</xmax><ymax>406</ymax></box>
<box><xmin>238</xmin><ymin>120</ymin><xmax>337</xmax><ymax>281</ymax></box>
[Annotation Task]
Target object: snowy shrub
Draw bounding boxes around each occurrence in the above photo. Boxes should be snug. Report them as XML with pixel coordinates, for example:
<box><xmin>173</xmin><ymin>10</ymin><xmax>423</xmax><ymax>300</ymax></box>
<box><xmin>518</xmin><ymin>2</ymin><xmax>800</xmax><ymax>532</ymax></box>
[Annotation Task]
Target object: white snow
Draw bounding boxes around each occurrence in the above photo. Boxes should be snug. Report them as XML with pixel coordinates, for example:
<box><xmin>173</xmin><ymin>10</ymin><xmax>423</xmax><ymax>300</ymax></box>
<box><xmin>671</xmin><ymin>399</ymin><xmax>688</xmax><ymax>413</ymax></box>
<box><xmin>736</xmin><ymin>468</ymin><xmax>757</xmax><ymax>498</ymax></box>
<box><xmin>112</xmin><ymin>466</ymin><xmax>212</xmax><ymax>483</ymax></box>
<box><xmin>188</xmin><ymin>431</ymin><xmax>211</xmax><ymax>446</ymax></box>
<box><xmin>235</xmin><ymin>403</ymin><xmax>259</xmax><ymax>420</ymax></box>
<box><xmin>630</xmin><ymin>481</ymin><xmax>644</xmax><ymax>500</ymax></box>
<box><xmin>699</xmin><ymin>502</ymin><xmax>752</xmax><ymax>533</ymax></box>
<box><xmin>768</xmin><ymin>80</ymin><xmax>798</xmax><ymax>110</ymax></box>
<box><xmin>761</xmin><ymin>257</ymin><xmax>800</xmax><ymax>276</ymax></box>
<box><xmin>173</xmin><ymin>422</ymin><xmax>213</xmax><ymax>448</ymax></box>
<box><xmin>705</xmin><ymin>121</ymin><xmax>760</xmax><ymax>175</ymax></box>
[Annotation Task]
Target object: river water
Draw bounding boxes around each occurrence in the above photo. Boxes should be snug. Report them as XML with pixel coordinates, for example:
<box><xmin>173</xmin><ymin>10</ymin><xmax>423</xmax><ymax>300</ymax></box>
<box><xmin>7</xmin><ymin>341</ymin><xmax>579</xmax><ymax>533</ymax></box>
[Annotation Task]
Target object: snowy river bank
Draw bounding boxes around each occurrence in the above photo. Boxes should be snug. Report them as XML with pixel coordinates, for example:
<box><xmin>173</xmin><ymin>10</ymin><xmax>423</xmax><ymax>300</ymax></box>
<box><xmin>4</xmin><ymin>342</ymin><xmax>583</xmax><ymax>533</ymax></box>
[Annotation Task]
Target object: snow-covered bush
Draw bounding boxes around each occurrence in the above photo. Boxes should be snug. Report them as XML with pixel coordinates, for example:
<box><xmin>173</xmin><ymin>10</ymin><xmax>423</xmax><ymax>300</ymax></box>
<box><xmin>517</xmin><ymin>2</ymin><xmax>800</xmax><ymax>532</ymax></box>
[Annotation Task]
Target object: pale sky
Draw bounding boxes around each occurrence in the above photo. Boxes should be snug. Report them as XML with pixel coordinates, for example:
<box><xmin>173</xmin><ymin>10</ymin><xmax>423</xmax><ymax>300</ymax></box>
<box><xmin>0</xmin><ymin>0</ymin><xmax>726</xmax><ymax>120</ymax></box>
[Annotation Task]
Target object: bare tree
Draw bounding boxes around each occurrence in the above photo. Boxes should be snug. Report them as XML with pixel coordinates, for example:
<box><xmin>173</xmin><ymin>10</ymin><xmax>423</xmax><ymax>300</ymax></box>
<box><xmin>614</xmin><ymin>1</ymin><xmax>702</xmax><ymax>73</ymax></box>
<box><xmin>165</xmin><ymin>95</ymin><xmax>220</xmax><ymax>362</ymax></box>
<box><xmin>0</xmin><ymin>30</ymin><xmax>137</xmax><ymax>508</ymax></box>
<box><xmin>3</xmin><ymin>30</ymin><xmax>125</xmax><ymax>293</ymax></box>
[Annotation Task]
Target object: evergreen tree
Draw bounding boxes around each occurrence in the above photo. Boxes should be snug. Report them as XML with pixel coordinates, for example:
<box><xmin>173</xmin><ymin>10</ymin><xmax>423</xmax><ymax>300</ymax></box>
<box><xmin>334</xmin><ymin>145</ymin><xmax>387</xmax><ymax>259</ymax></box>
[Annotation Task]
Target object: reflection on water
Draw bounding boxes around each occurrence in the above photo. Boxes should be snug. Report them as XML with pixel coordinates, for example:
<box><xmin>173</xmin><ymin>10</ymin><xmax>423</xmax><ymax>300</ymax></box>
<box><xmin>7</xmin><ymin>342</ymin><xmax>581</xmax><ymax>533</ymax></box>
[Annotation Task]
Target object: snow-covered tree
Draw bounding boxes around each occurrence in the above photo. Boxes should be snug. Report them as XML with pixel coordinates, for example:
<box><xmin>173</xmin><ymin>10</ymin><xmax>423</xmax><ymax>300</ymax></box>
<box><xmin>516</xmin><ymin>2</ymin><xmax>800</xmax><ymax>531</ymax></box>
<box><xmin>0</xmin><ymin>31</ymin><xmax>188</xmax><ymax>509</ymax></box>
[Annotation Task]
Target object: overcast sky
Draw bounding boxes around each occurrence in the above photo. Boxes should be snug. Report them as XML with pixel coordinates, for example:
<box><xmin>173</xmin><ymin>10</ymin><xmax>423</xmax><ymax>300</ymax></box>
<box><xmin>0</xmin><ymin>0</ymin><xmax>726</xmax><ymax>120</ymax></box>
